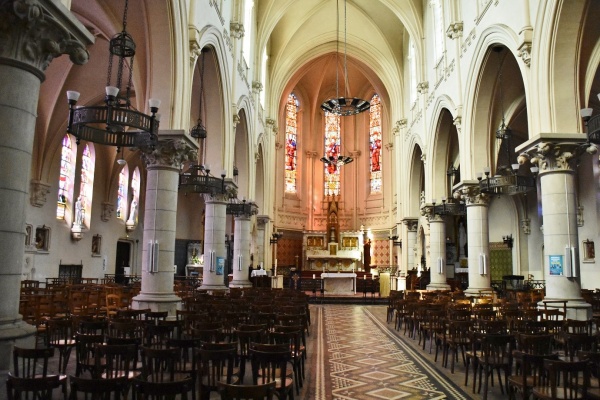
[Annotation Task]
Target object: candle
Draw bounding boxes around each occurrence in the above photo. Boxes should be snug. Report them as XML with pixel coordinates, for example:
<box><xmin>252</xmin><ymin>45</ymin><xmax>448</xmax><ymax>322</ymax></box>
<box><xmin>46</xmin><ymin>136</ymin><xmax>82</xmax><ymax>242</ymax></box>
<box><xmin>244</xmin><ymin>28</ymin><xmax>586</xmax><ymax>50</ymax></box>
<box><xmin>372</xmin><ymin>274</ymin><xmax>374</xmax><ymax>280</ymax></box>
<box><xmin>312</xmin><ymin>274</ymin><xmax>315</xmax><ymax>279</ymax></box>
<box><xmin>363</xmin><ymin>275</ymin><xmax>366</xmax><ymax>280</ymax></box>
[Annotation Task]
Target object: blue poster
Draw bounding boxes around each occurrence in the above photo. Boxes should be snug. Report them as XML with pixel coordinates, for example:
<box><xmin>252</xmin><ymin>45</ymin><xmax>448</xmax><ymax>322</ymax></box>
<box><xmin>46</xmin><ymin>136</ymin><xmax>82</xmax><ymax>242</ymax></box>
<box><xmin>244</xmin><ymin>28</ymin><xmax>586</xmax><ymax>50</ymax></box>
<box><xmin>216</xmin><ymin>257</ymin><xmax>225</xmax><ymax>275</ymax></box>
<box><xmin>549</xmin><ymin>255</ymin><xmax>563</xmax><ymax>276</ymax></box>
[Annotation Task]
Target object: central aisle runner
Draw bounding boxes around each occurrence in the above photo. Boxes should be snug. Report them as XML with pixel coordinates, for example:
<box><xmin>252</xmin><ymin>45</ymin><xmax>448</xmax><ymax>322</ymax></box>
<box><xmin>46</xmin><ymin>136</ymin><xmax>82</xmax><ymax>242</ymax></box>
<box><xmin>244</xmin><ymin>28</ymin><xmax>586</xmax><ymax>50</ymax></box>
<box><xmin>315</xmin><ymin>305</ymin><xmax>469</xmax><ymax>400</ymax></box>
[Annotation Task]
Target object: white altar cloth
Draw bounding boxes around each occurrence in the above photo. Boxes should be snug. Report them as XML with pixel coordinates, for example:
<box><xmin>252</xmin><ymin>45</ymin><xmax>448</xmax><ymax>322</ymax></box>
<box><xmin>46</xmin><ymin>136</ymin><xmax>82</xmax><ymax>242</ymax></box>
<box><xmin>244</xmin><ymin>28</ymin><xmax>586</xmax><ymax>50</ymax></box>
<box><xmin>251</xmin><ymin>270</ymin><xmax>268</xmax><ymax>277</ymax></box>
<box><xmin>321</xmin><ymin>272</ymin><xmax>357</xmax><ymax>294</ymax></box>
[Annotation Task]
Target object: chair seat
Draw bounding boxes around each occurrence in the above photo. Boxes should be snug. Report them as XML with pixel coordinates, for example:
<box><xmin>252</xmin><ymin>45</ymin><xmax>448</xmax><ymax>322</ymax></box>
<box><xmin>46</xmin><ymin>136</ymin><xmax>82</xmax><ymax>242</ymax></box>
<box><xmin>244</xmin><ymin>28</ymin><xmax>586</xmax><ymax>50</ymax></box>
<box><xmin>100</xmin><ymin>370</ymin><xmax>142</xmax><ymax>380</ymax></box>
<box><xmin>201</xmin><ymin>375</ymin><xmax>239</xmax><ymax>385</ymax></box>
<box><xmin>508</xmin><ymin>374</ymin><xmax>537</xmax><ymax>388</ymax></box>
<box><xmin>256</xmin><ymin>376</ymin><xmax>294</xmax><ymax>389</ymax></box>
<box><xmin>533</xmin><ymin>386</ymin><xmax>587</xmax><ymax>400</ymax></box>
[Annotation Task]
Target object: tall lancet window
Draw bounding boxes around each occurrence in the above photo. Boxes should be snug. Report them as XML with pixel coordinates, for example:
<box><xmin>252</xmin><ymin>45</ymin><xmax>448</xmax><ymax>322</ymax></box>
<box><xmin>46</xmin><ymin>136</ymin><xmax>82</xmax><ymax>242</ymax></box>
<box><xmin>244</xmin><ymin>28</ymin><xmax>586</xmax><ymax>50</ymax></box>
<box><xmin>78</xmin><ymin>144</ymin><xmax>95</xmax><ymax>228</ymax></box>
<box><xmin>117</xmin><ymin>165</ymin><xmax>129</xmax><ymax>220</ymax></box>
<box><xmin>324</xmin><ymin>112</ymin><xmax>341</xmax><ymax>196</ymax></box>
<box><xmin>128</xmin><ymin>167</ymin><xmax>141</xmax><ymax>225</ymax></box>
<box><xmin>57</xmin><ymin>134</ymin><xmax>74</xmax><ymax>219</ymax></box>
<box><xmin>284</xmin><ymin>93</ymin><xmax>299</xmax><ymax>193</ymax></box>
<box><xmin>369</xmin><ymin>94</ymin><xmax>382</xmax><ymax>193</ymax></box>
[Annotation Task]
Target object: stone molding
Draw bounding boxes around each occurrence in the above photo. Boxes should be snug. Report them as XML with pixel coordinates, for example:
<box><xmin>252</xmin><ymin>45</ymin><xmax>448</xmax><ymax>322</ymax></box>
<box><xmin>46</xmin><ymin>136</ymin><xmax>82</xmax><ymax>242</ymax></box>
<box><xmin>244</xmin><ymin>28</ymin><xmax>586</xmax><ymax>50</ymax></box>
<box><xmin>457</xmin><ymin>184</ymin><xmax>490</xmax><ymax>206</ymax></box>
<box><xmin>230</xmin><ymin>22</ymin><xmax>244</xmax><ymax>39</ymax></box>
<box><xmin>0</xmin><ymin>0</ymin><xmax>91</xmax><ymax>77</ymax></box>
<box><xmin>417</xmin><ymin>81</ymin><xmax>429</xmax><ymax>94</ymax></box>
<box><xmin>256</xmin><ymin>215</ymin><xmax>270</xmax><ymax>227</ymax></box>
<box><xmin>446</xmin><ymin>22</ymin><xmax>464</xmax><ymax>39</ymax></box>
<box><xmin>518</xmin><ymin>140</ymin><xmax>593</xmax><ymax>173</ymax></box>
<box><xmin>517</xmin><ymin>41</ymin><xmax>532</xmax><ymax>67</ymax></box>
<box><xmin>30</xmin><ymin>179</ymin><xmax>50</xmax><ymax>207</ymax></box>
<box><xmin>252</xmin><ymin>80</ymin><xmax>263</xmax><ymax>93</ymax></box>
<box><xmin>521</xmin><ymin>218</ymin><xmax>531</xmax><ymax>234</ymax></box>
<box><xmin>403</xmin><ymin>218</ymin><xmax>419</xmax><ymax>232</ymax></box>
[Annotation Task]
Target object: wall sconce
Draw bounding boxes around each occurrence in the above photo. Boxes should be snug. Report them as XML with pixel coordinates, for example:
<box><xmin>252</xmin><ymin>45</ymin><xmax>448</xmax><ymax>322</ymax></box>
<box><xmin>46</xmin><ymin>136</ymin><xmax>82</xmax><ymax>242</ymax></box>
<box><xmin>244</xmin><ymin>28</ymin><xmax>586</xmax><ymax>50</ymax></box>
<box><xmin>503</xmin><ymin>234</ymin><xmax>514</xmax><ymax>249</ymax></box>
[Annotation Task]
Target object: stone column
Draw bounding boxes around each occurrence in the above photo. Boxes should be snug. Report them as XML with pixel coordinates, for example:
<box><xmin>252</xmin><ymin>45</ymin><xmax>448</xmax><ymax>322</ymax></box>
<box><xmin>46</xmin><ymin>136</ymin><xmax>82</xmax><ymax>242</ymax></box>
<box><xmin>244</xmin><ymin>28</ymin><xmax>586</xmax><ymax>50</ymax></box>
<box><xmin>426</xmin><ymin>214</ymin><xmax>450</xmax><ymax>290</ymax></box>
<box><xmin>403</xmin><ymin>218</ymin><xmax>418</xmax><ymax>273</ymax></box>
<box><xmin>519</xmin><ymin>136</ymin><xmax>592</xmax><ymax>319</ymax></box>
<box><xmin>256</xmin><ymin>216</ymin><xmax>270</xmax><ymax>270</ymax></box>
<box><xmin>0</xmin><ymin>0</ymin><xmax>91</xmax><ymax>366</ymax></box>
<box><xmin>230</xmin><ymin>215</ymin><xmax>252</xmax><ymax>287</ymax></box>
<box><xmin>133</xmin><ymin>134</ymin><xmax>197</xmax><ymax>314</ymax></box>
<box><xmin>459</xmin><ymin>185</ymin><xmax>492</xmax><ymax>296</ymax></box>
<box><xmin>201</xmin><ymin>193</ymin><xmax>229</xmax><ymax>291</ymax></box>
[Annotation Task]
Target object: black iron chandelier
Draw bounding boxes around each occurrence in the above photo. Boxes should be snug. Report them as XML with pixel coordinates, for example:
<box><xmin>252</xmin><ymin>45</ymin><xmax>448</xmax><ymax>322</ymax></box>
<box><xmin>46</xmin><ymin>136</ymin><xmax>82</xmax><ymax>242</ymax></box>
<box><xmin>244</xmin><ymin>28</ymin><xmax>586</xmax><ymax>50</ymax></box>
<box><xmin>320</xmin><ymin>0</ymin><xmax>370</xmax><ymax>116</ymax></box>
<box><xmin>226</xmin><ymin>198</ymin><xmax>259</xmax><ymax>217</ymax></box>
<box><xmin>430</xmin><ymin>197</ymin><xmax>466</xmax><ymax>216</ymax></box>
<box><xmin>477</xmin><ymin>47</ymin><xmax>536</xmax><ymax>196</ymax></box>
<box><xmin>66</xmin><ymin>0</ymin><xmax>160</xmax><ymax>149</ymax></box>
<box><xmin>179</xmin><ymin>164</ymin><xmax>227</xmax><ymax>196</ymax></box>
<box><xmin>320</xmin><ymin>154</ymin><xmax>354</xmax><ymax>167</ymax></box>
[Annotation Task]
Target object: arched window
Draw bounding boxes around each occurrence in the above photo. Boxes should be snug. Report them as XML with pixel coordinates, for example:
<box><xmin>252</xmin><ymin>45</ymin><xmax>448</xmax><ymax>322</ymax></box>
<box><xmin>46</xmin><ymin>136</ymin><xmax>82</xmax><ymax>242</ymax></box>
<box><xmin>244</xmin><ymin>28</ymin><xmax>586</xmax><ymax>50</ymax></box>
<box><xmin>117</xmin><ymin>164</ymin><xmax>129</xmax><ymax>220</ymax></box>
<box><xmin>369</xmin><ymin>94</ymin><xmax>382</xmax><ymax>194</ymax></box>
<box><xmin>57</xmin><ymin>135</ymin><xmax>75</xmax><ymax>219</ymax></box>
<box><xmin>78</xmin><ymin>144</ymin><xmax>95</xmax><ymax>228</ymax></box>
<box><xmin>128</xmin><ymin>167</ymin><xmax>141</xmax><ymax>224</ymax></box>
<box><xmin>324</xmin><ymin>112</ymin><xmax>341</xmax><ymax>196</ymax></box>
<box><xmin>408</xmin><ymin>37</ymin><xmax>417</xmax><ymax>104</ymax></box>
<box><xmin>431</xmin><ymin>0</ymin><xmax>444</xmax><ymax>61</ymax></box>
<box><xmin>284</xmin><ymin>93</ymin><xmax>299</xmax><ymax>193</ymax></box>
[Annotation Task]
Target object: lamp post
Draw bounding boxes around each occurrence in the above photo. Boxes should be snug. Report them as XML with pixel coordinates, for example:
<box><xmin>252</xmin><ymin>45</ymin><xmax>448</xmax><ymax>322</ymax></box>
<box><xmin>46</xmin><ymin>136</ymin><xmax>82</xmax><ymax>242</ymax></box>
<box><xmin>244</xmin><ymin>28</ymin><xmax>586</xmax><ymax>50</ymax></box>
<box><xmin>270</xmin><ymin>231</ymin><xmax>283</xmax><ymax>277</ymax></box>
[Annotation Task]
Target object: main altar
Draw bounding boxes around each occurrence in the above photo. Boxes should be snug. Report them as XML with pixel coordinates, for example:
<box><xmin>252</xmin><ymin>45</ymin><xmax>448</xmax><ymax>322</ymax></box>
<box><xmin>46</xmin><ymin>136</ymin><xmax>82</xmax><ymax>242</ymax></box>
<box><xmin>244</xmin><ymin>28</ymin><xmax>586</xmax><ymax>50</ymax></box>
<box><xmin>303</xmin><ymin>197</ymin><xmax>364</xmax><ymax>272</ymax></box>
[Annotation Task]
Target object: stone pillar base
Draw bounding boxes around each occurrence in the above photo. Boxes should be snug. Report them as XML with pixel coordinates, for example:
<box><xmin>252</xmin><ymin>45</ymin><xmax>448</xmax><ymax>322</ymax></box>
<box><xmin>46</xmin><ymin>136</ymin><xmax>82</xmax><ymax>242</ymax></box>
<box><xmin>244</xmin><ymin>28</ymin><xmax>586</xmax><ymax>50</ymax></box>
<box><xmin>539</xmin><ymin>298</ymin><xmax>592</xmax><ymax>320</ymax></box>
<box><xmin>131</xmin><ymin>292</ymin><xmax>182</xmax><ymax>317</ymax></box>
<box><xmin>0</xmin><ymin>319</ymin><xmax>37</xmax><ymax>370</ymax></box>
<box><xmin>199</xmin><ymin>283</ymin><xmax>228</xmax><ymax>292</ymax></box>
<box><xmin>426</xmin><ymin>282</ymin><xmax>451</xmax><ymax>291</ymax></box>
<box><xmin>229</xmin><ymin>279</ymin><xmax>252</xmax><ymax>288</ymax></box>
<box><xmin>464</xmin><ymin>286</ymin><xmax>494</xmax><ymax>297</ymax></box>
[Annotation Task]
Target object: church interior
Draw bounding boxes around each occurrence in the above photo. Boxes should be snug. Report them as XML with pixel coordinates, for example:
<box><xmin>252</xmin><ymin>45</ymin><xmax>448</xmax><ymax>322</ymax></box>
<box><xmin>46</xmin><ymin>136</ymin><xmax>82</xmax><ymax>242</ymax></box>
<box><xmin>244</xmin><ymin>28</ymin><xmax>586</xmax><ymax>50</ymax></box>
<box><xmin>1</xmin><ymin>0</ymin><xmax>600</xmax><ymax>398</ymax></box>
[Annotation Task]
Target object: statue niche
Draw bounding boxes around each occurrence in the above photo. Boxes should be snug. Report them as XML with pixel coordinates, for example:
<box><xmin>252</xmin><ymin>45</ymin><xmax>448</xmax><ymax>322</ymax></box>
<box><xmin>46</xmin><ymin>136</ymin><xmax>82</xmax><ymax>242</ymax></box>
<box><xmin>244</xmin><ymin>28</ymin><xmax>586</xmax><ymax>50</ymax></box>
<box><xmin>327</xmin><ymin>196</ymin><xmax>340</xmax><ymax>245</ymax></box>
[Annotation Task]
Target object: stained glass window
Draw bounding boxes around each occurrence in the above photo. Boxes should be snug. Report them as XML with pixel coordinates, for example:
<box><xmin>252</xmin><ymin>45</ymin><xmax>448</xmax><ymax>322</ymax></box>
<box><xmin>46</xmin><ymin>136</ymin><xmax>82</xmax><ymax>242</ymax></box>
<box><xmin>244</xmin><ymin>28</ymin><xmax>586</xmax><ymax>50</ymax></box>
<box><xmin>57</xmin><ymin>135</ymin><xmax>73</xmax><ymax>219</ymax></box>
<box><xmin>284</xmin><ymin>93</ymin><xmax>299</xmax><ymax>193</ymax></box>
<box><xmin>78</xmin><ymin>144</ymin><xmax>94</xmax><ymax>228</ymax></box>
<box><xmin>117</xmin><ymin>165</ymin><xmax>128</xmax><ymax>220</ymax></box>
<box><xmin>369</xmin><ymin>94</ymin><xmax>382</xmax><ymax>193</ymax></box>
<box><xmin>128</xmin><ymin>167</ymin><xmax>141</xmax><ymax>224</ymax></box>
<box><xmin>324</xmin><ymin>111</ymin><xmax>341</xmax><ymax>196</ymax></box>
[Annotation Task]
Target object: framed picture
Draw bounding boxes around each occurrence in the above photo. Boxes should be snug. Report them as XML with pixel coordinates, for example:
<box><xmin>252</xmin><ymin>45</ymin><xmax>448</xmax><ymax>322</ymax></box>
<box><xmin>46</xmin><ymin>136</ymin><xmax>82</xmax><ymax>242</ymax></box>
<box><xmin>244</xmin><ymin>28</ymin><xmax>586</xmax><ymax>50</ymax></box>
<box><xmin>91</xmin><ymin>234</ymin><xmax>102</xmax><ymax>256</ymax></box>
<box><xmin>216</xmin><ymin>257</ymin><xmax>224</xmax><ymax>275</ymax></box>
<box><xmin>583</xmin><ymin>239</ymin><xmax>595</xmax><ymax>262</ymax></box>
<box><xmin>35</xmin><ymin>226</ymin><xmax>50</xmax><ymax>252</ymax></box>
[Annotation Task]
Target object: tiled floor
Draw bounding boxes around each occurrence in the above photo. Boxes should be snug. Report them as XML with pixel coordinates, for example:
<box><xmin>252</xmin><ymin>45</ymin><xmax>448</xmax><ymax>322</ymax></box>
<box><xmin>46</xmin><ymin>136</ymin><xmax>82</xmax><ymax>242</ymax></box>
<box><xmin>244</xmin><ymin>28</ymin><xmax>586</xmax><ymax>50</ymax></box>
<box><xmin>0</xmin><ymin>305</ymin><xmax>511</xmax><ymax>399</ymax></box>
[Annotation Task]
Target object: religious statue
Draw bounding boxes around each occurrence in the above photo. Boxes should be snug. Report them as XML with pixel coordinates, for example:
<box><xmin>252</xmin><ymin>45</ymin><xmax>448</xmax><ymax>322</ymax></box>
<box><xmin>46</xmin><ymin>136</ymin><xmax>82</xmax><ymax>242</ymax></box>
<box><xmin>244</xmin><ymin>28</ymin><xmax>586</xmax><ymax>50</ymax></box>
<box><xmin>74</xmin><ymin>196</ymin><xmax>84</xmax><ymax>226</ymax></box>
<box><xmin>127</xmin><ymin>199</ymin><xmax>137</xmax><ymax>224</ymax></box>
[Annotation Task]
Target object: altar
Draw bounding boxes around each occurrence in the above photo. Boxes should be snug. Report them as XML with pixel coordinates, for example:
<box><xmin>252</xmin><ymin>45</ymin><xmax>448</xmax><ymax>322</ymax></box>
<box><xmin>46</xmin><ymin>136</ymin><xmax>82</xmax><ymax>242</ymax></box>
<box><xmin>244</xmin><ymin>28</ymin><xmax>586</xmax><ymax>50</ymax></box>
<box><xmin>321</xmin><ymin>272</ymin><xmax>357</xmax><ymax>294</ymax></box>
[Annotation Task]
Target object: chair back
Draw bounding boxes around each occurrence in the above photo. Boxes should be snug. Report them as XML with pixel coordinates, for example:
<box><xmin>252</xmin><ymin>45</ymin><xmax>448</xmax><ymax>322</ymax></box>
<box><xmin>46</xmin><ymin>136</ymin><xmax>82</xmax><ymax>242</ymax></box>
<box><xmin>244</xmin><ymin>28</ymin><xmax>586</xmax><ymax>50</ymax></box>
<box><xmin>140</xmin><ymin>346</ymin><xmax>179</xmax><ymax>382</ymax></box>
<box><xmin>95</xmin><ymin>344</ymin><xmax>138</xmax><ymax>380</ymax></box>
<box><xmin>518</xmin><ymin>333</ymin><xmax>554</xmax><ymax>355</ymax></box>
<box><xmin>217</xmin><ymin>381</ymin><xmax>278</xmax><ymax>400</ymax></box>
<box><xmin>74</xmin><ymin>333</ymin><xmax>105</xmax><ymax>377</ymax></box>
<box><xmin>197</xmin><ymin>347</ymin><xmax>239</xmax><ymax>397</ymax></box>
<box><xmin>537</xmin><ymin>359</ymin><xmax>589</xmax><ymax>400</ymax></box>
<box><xmin>68</xmin><ymin>375</ymin><xmax>128</xmax><ymax>400</ymax></box>
<box><xmin>250</xmin><ymin>346</ymin><xmax>293</xmax><ymax>398</ymax></box>
<box><xmin>6</xmin><ymin>373</ymin><xmax>61</xmax><ymax>400</ymax></box>
<box><xmin>12</xmin><ymin>346</ymin><xmax>54</xmax><ymax>378</ymax></box>
<box><xmin>133</xmin><ymin>377</ymin><xmax>195</xmax><ymax>400</ymax></box>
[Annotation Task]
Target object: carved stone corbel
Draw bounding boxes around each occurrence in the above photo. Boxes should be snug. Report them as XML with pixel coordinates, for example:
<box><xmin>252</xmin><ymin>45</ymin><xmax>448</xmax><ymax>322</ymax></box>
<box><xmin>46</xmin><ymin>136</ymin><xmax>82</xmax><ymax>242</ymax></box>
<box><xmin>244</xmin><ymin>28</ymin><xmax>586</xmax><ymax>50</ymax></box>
<box><xmin>30</xmin><ymin>180</ymin><xmax>51</xmax><ymax>207</ymax></box>
<box><xmin>101</xmin><ymin>202</ymin><xmax>114</xmax><ymax>222</ymax></box>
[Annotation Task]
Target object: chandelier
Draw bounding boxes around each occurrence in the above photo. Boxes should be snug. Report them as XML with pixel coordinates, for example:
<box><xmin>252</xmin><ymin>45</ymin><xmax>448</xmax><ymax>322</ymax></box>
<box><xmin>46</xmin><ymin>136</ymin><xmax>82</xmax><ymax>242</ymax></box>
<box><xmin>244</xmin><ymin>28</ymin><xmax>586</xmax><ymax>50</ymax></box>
<box><xmin>66</xmin><ymin>0</ymin><xmax>160</xmax><ymax>149</ymax></box>
<box><xmin>320</xmin><ymin>154</ymin><xmax>353</xmax><ymax>167</ymax></box>
<box><xmin>226</xmin><ymin>198</ymin><xmax>259</xmax><ymax>217</ymax></box>
<box><xmin>320</xmin><ymin>0</ymin><xmax>370</xmax><ymax>116</ymax></box>
<box><xmin>190</xmin><ymin>49</ymin><xmax>208</xmax><ymax>140</ymax></box>
<box><xmin>477</xmin><ymin>47</ymin><xmax>536</xmax><ymax>196</ymax></box>
<box><xmin>179</xmin><ymin>164</ymin><xmax>227</xmax><ymax>196</ymax></box>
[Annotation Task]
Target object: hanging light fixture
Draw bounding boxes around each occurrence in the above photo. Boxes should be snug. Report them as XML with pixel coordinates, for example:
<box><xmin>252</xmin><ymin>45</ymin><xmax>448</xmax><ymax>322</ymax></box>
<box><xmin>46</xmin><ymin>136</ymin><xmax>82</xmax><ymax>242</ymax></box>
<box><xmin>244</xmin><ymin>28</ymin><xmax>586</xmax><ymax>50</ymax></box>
<box><xmin>477</xmin><ymin>47</ymin><xmax>536</xmax><ymax>196</ymax></box>
<box><xmin>320</xmin><ymin>0</ymin><xmax>370</xmax><ymax>116</ymax></box>
<box><xmin>190</xmin><ymin>49</ymin><xmax>208</xmax><ymax>140</ymax></box>
<box><xmin>66</xmin><ymin>0</ymin><xmax>160</xmax><ymax>149</ymax></box>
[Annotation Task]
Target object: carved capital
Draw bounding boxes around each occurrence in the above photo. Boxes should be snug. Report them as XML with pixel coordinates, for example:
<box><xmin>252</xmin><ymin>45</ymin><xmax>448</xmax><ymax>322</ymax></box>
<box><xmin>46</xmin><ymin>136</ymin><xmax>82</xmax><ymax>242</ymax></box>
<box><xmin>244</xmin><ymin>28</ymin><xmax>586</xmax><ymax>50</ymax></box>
<box><xmin>265</xmin><ymin>118</ymin><xmax>275</xmax><ymax>127</ymax></box>
<box><xmin>453</xmin><ymin>115</ymin><xmax>462</xmax><ymax>131</ymax></box>
<box><xmin>275</xmin><ymin>141</ymin><xmax>283</xmax><ymax>150</ymax></box>
<box><xmin>101</xmin><ymin>202</ymin><xmax>114</xmax><ymax>222</ymax></box>
<box><xmin>252</xmin><ymin>80</ymin><xmax>263</xmax><ymax>93</ymax></box>
<box><xmin>417</xmin><ymin>81</ymin><xmax>429</xmax><ymax>94</ymax></box>
<box><xmin>517</xmin><ymin>41</ymin><xmax>532</xmax><ymax>67</ymax></box>
<box><xmin>403</xmin><ymin>218</ymin><xmax>419</xmax><ymax>232</ymax></box>
<box><xmin>30</xmin><ymin>179</ymin><xmax>50</xmax><ymax>207</ymax></box>
<box><xmin>521</xmin><ymin>141</ymin><xmax>589</xmax><ymax>173</ymax></box>
<box><xmin>233</xmin><ymin>114</ymin><xmax>241</xmax><ymax>127</ymax></box>
<box><xmin>257</xmin><ymin>215</ymin><xmax>270</xmax><ymax>228</ymax></box>
<box><xmin>385</xmin><ymin>143</ymin><xmax>393</xmax><ymax>151</ymax></box>
<box><xmin>446</xmin><ymin>22</ymin><xmax>464</xmax><ymax>39</ymax></box>
<box><xmin>140</xmin><ymin>138</ymin><xmax>198</xmax><ymax>170</ymax></box>
<box><xmin>457</xmin><ymin>185</ymin><xmax>490</xmax><ymax>206</ymax></box>
<box><xmin>0</xmin><ymin>0</ymin><xmax>92</xmax><ymax>77</ymax></box>
<box><xmin>230</xmin><ymin>22</ymin><xmax>244</xmax><ymax>39</ymax></box>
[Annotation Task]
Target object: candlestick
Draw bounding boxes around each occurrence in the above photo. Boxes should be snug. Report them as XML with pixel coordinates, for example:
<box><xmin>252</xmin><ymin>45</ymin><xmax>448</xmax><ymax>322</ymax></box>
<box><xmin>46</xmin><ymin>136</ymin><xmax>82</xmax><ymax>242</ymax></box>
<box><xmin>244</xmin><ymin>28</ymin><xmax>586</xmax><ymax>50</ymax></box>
<box><xmin>312</xmin><ymin>274</ymin><xmax>315</xmax><ymax>279</ymax></box>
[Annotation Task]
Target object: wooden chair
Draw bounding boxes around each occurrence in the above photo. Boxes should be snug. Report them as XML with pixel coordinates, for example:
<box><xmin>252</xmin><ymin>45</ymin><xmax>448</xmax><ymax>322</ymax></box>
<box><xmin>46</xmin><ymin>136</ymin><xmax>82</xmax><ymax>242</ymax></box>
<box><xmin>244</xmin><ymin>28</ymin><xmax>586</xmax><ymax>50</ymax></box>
<box><xmin>475</xmin><ymin>333</ymin><xmax>515</xmax><ymax>399</ymax></box>
<box><xmin>532</xmin><ymin>359</ymin><xmax>589</xmax><ymax>400</ymax></box>
<box><xmin>517</xmin><ymin>333</ymin><xmax>554</xmax><ymax>355</ymax></box>
<box><xmin>74</xmin><ymin>333</ymin><xmax>105</xmax><ymax>377</ymax></box>
<box><xmin>133</xmin><ymin>377</ymin><xmax>195</xmax><ymax>400</ymax></box>
<box><xmin>217</xmin><ymin>381</ymin><xmax>280</xmax><ymax>400</ymax></box>
<box><xmin>197</xmin><ymin>347</ymin><xmax>239</xmax><ymax>400</ymax></box>
<box><xmin>269</xmin><ymin>330</ymin><xmax>303</xmax><ymax>394</ymax></box>
<box><xmin>508</xmin><ymin>351</ymin><xmax>559</xmax><ymax>400</ymax></box>
<box><xmin>6</xmin><ymin>373</ymin><xmax>62</xmax><ymax>400</ymax></box>
<box><xmin>12</xmin><ymin>346</ymin><xmax>68</xmax><ymax>400</ymax></box>
<box><xmin>443</xmin><ymin>320</ymin><xmax>472</xmax><ymax>373</ymax></box>
<box><xmin>140</xmin><ymin>346</ymin><xmax>182</xmax><ymax>383</ymax></box>
<box><xmin>46</xmin><ymin>318</ymin><xmax>76</xmax><ymax>374</ymax></box>
<box><xmin>68</xmin><ymin>376</ymin><xmax>128</xmax><ymax>400</ymax></box>
<box><xmin>250</xmin><ymin>346</ymin><xmax>294</xmax><ymax>400</ymax></box>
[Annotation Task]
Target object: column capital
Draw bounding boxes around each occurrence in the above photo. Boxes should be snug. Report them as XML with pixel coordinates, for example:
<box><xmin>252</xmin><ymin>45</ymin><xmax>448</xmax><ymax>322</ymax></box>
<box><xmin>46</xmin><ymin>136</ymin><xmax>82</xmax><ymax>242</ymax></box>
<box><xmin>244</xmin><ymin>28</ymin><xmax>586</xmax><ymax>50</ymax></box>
<box><xmin>0</xmin><ymin>0</ymin><xmax>93</xmax><ymax>79</ymax></box>
<box><xmin>230</xmin><ymin>22</ymin><xmax>245</xmax><ymax>39</ymax></box>
<box><xmin>518</xmin><ymin>138</ymin><xmax>593</xmax><ymax>173</ymax></box>
<box><xmin>402</xmin><ymin>218</ymin><xmax>418</xmax><ymax>232</ymax></box>
<box><xmin>140</xmin><ymin>131</ymin><xmax>198</xmax><ymax>170</ymax></box>
<box><xmin>256</xmin><ymin>215</ymin><xmax>270</xmax><ymax>227</ymax></box>
<box><xmin>202</xmin><ymin>192</ymin><xmax>230</xmax><ymax>204</ymax></box>
<box><xmin>456</xmin><ymin>184</ymin><xmax>490</xmax><ymax>206</ymax></box>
